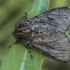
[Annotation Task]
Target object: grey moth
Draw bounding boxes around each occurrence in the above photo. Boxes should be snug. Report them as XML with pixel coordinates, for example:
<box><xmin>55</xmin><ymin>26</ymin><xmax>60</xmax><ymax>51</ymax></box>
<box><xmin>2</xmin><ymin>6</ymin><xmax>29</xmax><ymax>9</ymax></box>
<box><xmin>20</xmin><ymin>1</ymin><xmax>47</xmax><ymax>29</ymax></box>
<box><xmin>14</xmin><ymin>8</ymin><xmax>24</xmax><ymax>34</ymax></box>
<box><xmin>13</xmin><ymin>7</ymin><xmax>70</xmax><ymax>63</ymax></box>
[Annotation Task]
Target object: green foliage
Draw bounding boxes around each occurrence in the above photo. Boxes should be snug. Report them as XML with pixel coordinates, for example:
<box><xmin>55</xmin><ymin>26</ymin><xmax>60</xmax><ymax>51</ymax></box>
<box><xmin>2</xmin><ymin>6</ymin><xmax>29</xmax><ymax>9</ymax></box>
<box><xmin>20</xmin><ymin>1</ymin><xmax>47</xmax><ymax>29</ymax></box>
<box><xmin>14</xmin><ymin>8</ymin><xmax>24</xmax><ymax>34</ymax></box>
<box><xmin>68</xmin><ymin>30</ymin><xmax>70</xmax><ymax>35</ymax></box>
<box><xmin>0</xmin><ymin>0</ymin><xmax>49</xmax><ymax>70</ymax></box>
<box><xmin>27</xmin><ymin>0</ymin><xmax>49</xmax><ymax>19</ymax></box>
<box><xmin>0</xmin><ymin>44</ymin><xmax>44</xmax><ymax>70</ymax></box>
<box><xmin>1</xmin><ymin>0</ymin><xmax>70</xmax><ymax>70</ymax></box>
<box><xmin>0</xmin><ymin>0</ymin><xmax>32</xmax><ymax>54</ymax></box>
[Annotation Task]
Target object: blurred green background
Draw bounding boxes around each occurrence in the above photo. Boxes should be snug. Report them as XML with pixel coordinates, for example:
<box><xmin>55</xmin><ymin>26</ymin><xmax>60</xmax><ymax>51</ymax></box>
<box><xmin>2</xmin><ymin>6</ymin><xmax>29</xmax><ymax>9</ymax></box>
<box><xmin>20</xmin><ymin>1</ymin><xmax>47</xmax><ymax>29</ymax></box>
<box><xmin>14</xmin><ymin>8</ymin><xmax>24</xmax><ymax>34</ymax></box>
<box><xmin>0</xmin><ymin>0</ymin><xmax>70</xmax><ymax>70</ymax></box>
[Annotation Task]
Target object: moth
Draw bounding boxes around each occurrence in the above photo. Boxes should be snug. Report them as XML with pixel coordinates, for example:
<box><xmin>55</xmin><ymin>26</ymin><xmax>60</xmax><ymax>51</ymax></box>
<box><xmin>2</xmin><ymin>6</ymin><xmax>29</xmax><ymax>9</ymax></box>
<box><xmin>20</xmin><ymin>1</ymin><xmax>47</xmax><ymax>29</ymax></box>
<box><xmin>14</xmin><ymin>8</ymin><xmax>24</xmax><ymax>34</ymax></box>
<box><xmin>13</xmin><ymin>7</ymin><xmax>70</xmax><ymax>63</ymax></box>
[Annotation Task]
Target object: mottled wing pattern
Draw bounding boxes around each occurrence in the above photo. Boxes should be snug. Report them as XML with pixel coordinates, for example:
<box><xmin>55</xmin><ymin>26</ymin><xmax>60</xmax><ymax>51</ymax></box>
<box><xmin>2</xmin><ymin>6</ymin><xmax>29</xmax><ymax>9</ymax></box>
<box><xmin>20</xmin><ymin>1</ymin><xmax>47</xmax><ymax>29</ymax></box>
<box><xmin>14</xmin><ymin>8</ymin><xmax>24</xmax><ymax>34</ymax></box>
<box><xmin>28</xmin><ymin>7</ymin><xmax>70</xmax><ymax>62</ymax></box>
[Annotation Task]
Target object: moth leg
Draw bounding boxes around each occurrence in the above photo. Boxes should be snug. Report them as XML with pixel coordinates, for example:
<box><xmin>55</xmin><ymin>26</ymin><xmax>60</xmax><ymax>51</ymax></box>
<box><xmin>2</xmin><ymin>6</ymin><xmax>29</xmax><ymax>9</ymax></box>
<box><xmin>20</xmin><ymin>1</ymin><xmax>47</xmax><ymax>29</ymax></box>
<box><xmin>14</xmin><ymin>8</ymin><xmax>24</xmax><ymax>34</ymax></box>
<box><xmin>7</xmin><ymin>43</ymin><xmax>12</xmax><ymax>48</ymax></box>
<box><xmin>27</xmin><ymin>49</ymin><xmax>33</xmax><ymax>59</ymax></box>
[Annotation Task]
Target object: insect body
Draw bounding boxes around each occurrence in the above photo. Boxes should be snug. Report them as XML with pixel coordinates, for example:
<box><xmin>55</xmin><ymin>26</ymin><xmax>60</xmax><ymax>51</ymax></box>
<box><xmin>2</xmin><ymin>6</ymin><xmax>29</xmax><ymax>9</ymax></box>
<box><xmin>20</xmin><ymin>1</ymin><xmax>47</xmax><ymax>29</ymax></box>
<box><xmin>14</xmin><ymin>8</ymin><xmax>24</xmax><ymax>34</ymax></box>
<box><xmin>13</xmin><ymin>7</ymin><xmax>70</xmax><ymax>63</ymax></box>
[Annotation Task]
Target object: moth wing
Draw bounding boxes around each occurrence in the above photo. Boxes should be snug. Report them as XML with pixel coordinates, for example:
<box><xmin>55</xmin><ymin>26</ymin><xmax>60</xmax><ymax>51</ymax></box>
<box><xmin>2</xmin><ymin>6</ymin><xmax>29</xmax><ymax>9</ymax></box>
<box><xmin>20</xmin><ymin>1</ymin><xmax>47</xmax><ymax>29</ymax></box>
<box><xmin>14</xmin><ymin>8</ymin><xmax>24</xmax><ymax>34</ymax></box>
<box><xmin>31</xmin><ymin>36</ymin><xmax>70</xmax><ymax>63</ymax></box>
<box><xmin>30</xmin><ymin>7</ymin><xmax>70</xmax><ymax>63</ymax></box>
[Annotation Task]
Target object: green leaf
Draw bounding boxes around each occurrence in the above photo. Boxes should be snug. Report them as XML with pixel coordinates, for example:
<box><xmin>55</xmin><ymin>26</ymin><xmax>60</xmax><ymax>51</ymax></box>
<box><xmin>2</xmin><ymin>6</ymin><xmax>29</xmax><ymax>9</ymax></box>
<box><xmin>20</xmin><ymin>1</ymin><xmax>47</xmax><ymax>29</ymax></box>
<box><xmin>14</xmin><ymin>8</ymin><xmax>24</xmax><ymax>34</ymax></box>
<box><xmin>0</xmin><ymin>44</ymin><xmax>44</xmax><ymax>70</ymax></box>
<box><xmin>68</xmin><ymin>30</ymin><xmax>70</xmax><ymax>36</ymax></box>
<box><xmin>0</xmin><ymin>0</ymin><xmax>49</xmax><ymax>70</ymax></box>
<box><xmin>27</xmin><ymin>0</ymin><xmax>49</xmax><ymax>19</ymax></box>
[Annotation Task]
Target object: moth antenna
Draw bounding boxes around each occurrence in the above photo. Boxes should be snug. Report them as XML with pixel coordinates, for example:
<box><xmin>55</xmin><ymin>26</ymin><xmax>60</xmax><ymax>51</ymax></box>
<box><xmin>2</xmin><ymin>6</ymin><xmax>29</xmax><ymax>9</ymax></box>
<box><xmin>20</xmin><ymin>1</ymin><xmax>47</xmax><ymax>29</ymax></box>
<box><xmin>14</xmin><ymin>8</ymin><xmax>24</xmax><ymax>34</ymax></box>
<box><xmin>23</xmin><ymin>11</ymin><xmax>27</xmax><ymax>19</ymax></box>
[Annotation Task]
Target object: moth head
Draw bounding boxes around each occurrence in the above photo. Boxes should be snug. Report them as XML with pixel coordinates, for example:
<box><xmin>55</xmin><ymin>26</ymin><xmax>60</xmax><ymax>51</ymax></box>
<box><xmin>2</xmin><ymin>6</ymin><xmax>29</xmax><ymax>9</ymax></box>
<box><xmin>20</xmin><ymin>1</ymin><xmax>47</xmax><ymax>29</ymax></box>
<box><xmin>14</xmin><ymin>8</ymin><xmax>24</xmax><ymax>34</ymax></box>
<box><xmin>12</xmin><ymin>23</ymin><xmax>30</xmax><ymax>41</ymax></box>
